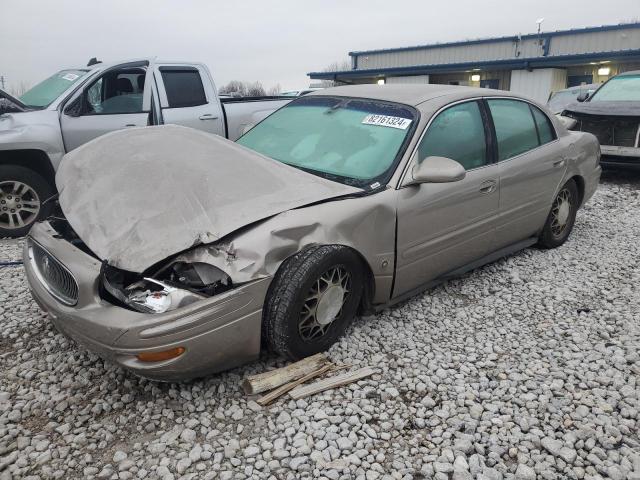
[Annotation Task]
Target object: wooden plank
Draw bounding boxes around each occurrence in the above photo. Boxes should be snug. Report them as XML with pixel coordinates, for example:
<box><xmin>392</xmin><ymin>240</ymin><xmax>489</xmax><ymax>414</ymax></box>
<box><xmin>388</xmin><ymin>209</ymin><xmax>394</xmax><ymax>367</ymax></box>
<box><xmin>288</xmin><ymin>366</ymin><xmax>376</xmax><ymax>400</ymax></box>
<box><xmin>242</xmin><ymin>353</ymin><xmax>330</xmax><ymax>395</ymax></box>
<box><xmin>257</xmin><ymin>364</ymin><xmax>334</xmax><ymax>406</ymax></box>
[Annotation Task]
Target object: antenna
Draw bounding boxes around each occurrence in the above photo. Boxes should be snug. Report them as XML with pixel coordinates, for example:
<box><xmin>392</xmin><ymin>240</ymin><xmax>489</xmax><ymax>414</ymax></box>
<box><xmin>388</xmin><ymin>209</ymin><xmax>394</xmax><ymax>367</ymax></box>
<box><xmin>536</xmin><ymin>18</ymin><xmax>545</xmax><ymax>34</ymax></box>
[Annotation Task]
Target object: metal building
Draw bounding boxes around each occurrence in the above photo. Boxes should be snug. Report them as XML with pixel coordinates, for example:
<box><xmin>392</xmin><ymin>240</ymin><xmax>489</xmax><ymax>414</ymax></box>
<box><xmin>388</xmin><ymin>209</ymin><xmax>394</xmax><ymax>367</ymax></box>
<box><xmin>308</xmin><ymin>23</ymin><xmax>640</xmax><ymax>103</ymax></box>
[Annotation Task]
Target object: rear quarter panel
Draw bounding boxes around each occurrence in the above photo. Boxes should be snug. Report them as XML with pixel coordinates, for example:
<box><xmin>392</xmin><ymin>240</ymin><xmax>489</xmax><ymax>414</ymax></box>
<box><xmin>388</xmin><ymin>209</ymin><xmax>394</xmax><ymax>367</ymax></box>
<box><xmin>561</xmin><ymin>130</ymin><xmax>601</xmax><ymax>207</ymax></box>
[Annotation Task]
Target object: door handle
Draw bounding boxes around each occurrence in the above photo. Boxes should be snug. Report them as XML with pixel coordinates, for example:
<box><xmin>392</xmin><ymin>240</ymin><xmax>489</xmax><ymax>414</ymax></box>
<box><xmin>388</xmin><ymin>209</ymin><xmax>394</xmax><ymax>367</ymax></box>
<box><xmin>199</xmin><ymin>114</ymin><xmax>219</xmax><ymax>121</ymax></box>
<box><xmin>124</xmin><ymin>124</ymin><xmax>136</xmax><ymax>127</ymax></box>
<box><xmin>479</xmin><ymin>180</ymin><xmax>497</xmax><ymax>194</ymax></box>
<box><xmin>553</xmin><ymin>159</ymin><xmax>566</xmax><ymax>168</ymax></box>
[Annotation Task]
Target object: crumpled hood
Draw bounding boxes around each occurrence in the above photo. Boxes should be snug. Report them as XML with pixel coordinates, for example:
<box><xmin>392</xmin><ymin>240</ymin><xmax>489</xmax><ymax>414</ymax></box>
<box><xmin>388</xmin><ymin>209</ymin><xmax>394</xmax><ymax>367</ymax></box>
<box><xmin>56</xmin><ymin>125</ymin><xmax>360</xmax><ymax>272</ymax></box>
<box><xmin>563</xmin><ymin>100</ymin><xmax>640</xmax><ymax>117</ymax></box>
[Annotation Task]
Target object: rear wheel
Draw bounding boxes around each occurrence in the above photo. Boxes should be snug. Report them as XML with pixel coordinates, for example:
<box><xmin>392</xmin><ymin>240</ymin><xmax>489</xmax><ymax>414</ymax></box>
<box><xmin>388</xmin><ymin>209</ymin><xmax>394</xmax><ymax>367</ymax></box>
<box><xmin>263</xmin><ymin>245</ymin><xmax>364</xmax><ymax>359</ymax></box>
<box><xmin>0</xmin><ymin>165</ymin><xmax>54</xmax><ymax>238</ymax></box>
<box><xmin>537</xmin><ymin>179</ymin><xmax>579</xmax><ymax>249</ymax></box>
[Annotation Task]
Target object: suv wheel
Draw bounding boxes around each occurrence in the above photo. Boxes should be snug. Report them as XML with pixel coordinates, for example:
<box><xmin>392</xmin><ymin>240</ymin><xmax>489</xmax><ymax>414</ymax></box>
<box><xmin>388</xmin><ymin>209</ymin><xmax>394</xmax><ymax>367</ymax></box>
<box><xmin>0</xmin><ymin>165</ymin><xmax>54</xmax><ymax>238</ymax></box>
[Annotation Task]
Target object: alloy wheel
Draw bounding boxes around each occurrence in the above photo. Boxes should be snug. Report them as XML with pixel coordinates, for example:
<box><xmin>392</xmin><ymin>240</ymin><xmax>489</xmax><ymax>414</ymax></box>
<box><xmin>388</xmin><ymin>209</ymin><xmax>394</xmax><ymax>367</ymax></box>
<box><xmin>0</xmin><ymin>181</ymin><xmax>41</xmax><ymax>230</ymax></box>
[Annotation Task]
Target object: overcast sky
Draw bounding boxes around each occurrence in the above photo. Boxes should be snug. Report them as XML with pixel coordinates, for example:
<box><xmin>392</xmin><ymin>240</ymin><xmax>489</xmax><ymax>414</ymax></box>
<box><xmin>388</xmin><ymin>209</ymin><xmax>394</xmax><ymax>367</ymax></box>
<box><xmin>1</xmin><ymin>0</ymin><xmax>638</xmax><ymax>93</ymax></box>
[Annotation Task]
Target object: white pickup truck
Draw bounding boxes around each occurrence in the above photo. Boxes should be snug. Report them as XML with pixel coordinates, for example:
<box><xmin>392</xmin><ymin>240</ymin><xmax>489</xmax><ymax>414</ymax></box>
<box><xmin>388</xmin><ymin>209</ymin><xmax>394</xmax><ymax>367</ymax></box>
<box><xmin>0</xmin><ymin>58</ymin><xmax>291</xmax><ymax>237</ymax></box>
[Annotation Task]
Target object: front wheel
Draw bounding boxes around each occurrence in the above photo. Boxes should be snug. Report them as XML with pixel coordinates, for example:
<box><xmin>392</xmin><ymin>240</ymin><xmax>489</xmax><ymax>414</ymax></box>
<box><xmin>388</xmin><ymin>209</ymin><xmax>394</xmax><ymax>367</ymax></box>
<box><xmin>0</xmin><ymin>165</ymin><xmax>55</xmax><ymax>238</ymax></box>
<box><xmin>537</xmin><ymin>179</ymin><xmax>579</xmax><ymax>249</ymax></box>
<box><xmin>263</xmin><ymin>245</ymin><xmax>364</xmax><ymax>360</ymax></box>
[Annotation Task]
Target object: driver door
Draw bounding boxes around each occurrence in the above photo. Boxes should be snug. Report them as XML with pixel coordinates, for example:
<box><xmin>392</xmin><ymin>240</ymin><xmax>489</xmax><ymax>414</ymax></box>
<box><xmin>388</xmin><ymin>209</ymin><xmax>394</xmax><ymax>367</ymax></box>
<box><xmin>60</xmin><ymin>61</ymin><xmax>153</xmax><ymax>151</ymax></box>
<box><xmin>394</xmin><ymin>100</ymin><xmax>500</xmax><ymax>296</ymax></box>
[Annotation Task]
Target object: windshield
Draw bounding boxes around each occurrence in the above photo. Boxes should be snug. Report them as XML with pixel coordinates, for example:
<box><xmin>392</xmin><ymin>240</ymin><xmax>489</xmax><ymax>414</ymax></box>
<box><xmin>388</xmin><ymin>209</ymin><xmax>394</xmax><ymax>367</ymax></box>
<box><xmin>19</xmin><ymin>69</ymin><xmax>88</xmax><ymax>108</ymax></box>
<box><xmin>237</xmin><ymin>96</ymin><xmax>417</xmax><ymax>187</ymax></box>
<box><xmin>590</xmin><ymin>75</ymin><xmax>640</xmax><ymax>102</ymax></box>
<box><xmin>547</xmin><ymin>89</ymin><xmax>581</xmax><ymax>113</ymax></box>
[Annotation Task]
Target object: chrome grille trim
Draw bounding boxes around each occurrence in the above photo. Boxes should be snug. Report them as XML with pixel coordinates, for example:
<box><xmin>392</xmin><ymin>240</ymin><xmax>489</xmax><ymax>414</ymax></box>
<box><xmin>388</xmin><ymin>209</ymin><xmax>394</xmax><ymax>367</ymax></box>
<box><xmin>27</xmin><ymin>239</ymin><xmax>79</xmax><ymax>306</ymax></box>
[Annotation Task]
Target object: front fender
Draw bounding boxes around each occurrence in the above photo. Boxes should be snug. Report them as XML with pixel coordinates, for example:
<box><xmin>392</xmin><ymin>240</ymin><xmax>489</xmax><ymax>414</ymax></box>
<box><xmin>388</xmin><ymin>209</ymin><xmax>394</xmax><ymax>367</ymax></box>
<box><xmin>173</xmin><ymin>189</ymin><xmax>398</xmax><ymax>304</ymax></box>
<box><xmin>0</xmin><ymin>111</ymin><xmax>65</xmax><ymax>169</ymax></box>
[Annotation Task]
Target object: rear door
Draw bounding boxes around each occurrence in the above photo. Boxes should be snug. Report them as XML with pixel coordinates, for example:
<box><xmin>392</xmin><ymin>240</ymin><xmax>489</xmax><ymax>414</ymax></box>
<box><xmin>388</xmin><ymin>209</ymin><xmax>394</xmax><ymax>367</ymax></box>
<box><xmin>153</xmin><ymin>64</ymin><xmax>225</xmax><ymax>137</ymax></box>
<box><xmin>485</xmin><ymin>98</ymin><xmax>567</xmax><ymax>248</ymax></box>
<box><xmin>60</xmin><ymin>61</ymin><xmax>152</xmax><ymax>151</ymax></box>
<box><xmin>394</xmin><ymin>99</ymin><xmax>500</xmax><ymax>296</ymax></box>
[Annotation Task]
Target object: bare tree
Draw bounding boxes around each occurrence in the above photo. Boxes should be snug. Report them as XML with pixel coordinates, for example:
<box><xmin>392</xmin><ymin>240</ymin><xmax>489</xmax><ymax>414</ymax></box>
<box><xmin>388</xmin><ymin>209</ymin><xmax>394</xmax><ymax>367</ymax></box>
<box><xmin>219</xmin><ymin>80</ymin><xmax>267</xmax><ymax>97</ymax></box>
<box><xmin>319</xmin><ymin>60</ymin><xmax>352</xmax><ymax>87</ymax></box>
<box><xmin>219</xmin><ymin>80</ymin><xmax>247</xmax><ymax>97</ymax></box>
<box><xmin>267</xmin><ymin>83</ymin><xmax>281</xmax><ymax>96</ymax></box>
<box><xmin>9</xmin><ymin>81</ymin><xmax>31</xmax><ymax>97</ymax></box>
<box><xmin>246</xmin><ymin>81</ymin><xmax>266</xmax><ymax>97</ymax></box>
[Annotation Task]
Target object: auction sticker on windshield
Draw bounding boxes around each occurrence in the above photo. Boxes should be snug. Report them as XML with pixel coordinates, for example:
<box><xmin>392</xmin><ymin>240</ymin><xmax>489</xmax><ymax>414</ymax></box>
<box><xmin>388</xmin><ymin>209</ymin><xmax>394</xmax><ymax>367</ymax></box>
<box><xmin>362</xmin><ymin>114</ymin><xmax>412</xmax><ymax>130</ymax></box>
<box><xmin>62</xmin><ymin>73</ymin><xmax>80</xmax><ymax>81</ymax></box>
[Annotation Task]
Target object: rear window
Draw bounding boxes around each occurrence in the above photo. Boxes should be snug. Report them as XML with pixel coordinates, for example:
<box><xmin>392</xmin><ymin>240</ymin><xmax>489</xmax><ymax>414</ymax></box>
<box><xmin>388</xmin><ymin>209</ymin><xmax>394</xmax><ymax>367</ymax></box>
<box><xmin>531</xmin><ymin>106</ymin><xmax>556</xmax><ymax>145</ymax></box>
<box><xmin>161</xmin><ymin>69</ymin><xmax>207</xmax><ymax>108</ymax></box>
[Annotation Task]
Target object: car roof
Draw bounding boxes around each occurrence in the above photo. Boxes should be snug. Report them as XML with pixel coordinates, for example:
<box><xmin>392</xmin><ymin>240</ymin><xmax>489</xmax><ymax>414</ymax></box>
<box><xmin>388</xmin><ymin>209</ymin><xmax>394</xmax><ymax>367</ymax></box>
<box><xmin>307</xmin><ymin>84</ymin><xmax>521</xmax><ymax>107</ymax></box>
<box><xmin>617</xmin><ymin>70</ymin><xmax>640</xmax><ymax>76</ymax></box>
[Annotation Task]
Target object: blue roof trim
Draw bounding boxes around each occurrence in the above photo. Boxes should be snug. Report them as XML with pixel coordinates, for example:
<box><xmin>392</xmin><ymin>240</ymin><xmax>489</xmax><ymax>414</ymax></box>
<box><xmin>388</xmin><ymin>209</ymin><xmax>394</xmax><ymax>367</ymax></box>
<box><xmin>308</xmin><ymin>49</ymin><xmax>640</xmax><ymax>79</ymax></box>
<box><xmin>347</xmin><ymin>23</ymin><xmax>640</xmax><ymax>57</ymax></box>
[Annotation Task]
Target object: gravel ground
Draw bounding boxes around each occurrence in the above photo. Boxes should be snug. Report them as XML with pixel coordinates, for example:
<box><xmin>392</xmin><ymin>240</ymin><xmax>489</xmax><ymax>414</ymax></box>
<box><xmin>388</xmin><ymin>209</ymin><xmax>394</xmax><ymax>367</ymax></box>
<box><xmin>1</xmin><ymin>174</ymin><xmax>639</xmax><ymax>480</ymax></box>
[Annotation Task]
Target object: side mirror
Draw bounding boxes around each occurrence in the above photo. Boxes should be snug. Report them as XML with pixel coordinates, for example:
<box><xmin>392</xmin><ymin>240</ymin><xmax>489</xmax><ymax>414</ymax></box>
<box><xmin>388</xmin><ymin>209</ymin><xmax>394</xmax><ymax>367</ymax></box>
<box><xmin>408</xmin><ymin>156</ymin><xmax>466</xmax><ymax>185</ymax></box>
<box><xmin>64</xmin><ymin>96</ymin><xmax>83</xmax><ymax>117</ymax></box>
<box><xmin>576</xmin><ymin>92</ymin><xmax>589</xmax><ymax>102</ymax></box>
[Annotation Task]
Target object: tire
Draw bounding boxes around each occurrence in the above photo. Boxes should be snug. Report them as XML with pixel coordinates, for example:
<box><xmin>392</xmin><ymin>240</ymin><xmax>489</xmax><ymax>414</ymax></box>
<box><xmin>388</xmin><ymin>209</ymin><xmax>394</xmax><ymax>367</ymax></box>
<box><xmin>537</xmin><ymin>179</ymin><xmax>579</xmax><ymax>249</ymax></box>
<box><xmin>0</xmin><ymin>165</ymin><xmax>55</xmax><ymax>238</ymax></box>
<box><xmin>263</xmin><ymin>245</ymin><xmax>364</xmax><ymax>359</ymax></box>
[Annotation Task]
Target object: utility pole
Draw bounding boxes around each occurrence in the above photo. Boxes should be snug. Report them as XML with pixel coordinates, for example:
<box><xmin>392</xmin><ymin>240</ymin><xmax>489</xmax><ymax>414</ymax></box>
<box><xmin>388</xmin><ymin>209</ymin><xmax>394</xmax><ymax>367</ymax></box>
<box><xmin>0</xmin><ymin>76</ymin><xmax>5</xmax><ymax>90</ymax></box>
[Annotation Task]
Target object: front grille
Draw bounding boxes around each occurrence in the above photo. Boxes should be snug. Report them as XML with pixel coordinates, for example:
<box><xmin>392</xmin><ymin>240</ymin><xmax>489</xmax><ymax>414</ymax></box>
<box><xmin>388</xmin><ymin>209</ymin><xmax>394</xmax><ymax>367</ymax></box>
<box><xmin>29</xmin><ymin>240</ymin><xmax>78</xmax><ymax>306</ymax></box>
<box><xmin>579</xmin><ymin>119</ymin><xmax>613</xmax><ymax>145</ymax></box>
<box><xmin>613</xmin><ymin>121</ymin><xmax>638</xmax><ymax>147</ymax></box>
<box><xmin>575</xmin><ymin>116</ymin><xmax>640</xmax><ymax>147</ymax></box>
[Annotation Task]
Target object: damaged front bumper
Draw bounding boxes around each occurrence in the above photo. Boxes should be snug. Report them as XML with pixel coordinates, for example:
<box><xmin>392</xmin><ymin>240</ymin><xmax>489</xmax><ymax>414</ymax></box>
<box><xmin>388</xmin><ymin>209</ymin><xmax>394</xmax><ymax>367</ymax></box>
<box><xmin>599</xmin><ymin>145</ymin><xmax>640</xmax><ymax>167</ymax></box>
<box><xmin>24</xmin><ymin>221</ymin><xmax>270</xmax><ymax>381</ymax></box>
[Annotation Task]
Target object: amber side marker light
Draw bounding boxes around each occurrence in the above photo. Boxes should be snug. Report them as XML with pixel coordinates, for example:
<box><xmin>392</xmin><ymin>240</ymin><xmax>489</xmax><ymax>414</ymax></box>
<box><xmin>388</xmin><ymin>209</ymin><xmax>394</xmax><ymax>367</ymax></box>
<box><xmin>136</xmin><ymin>347</ymin><xmax>185</xmax><ymax>363</ymax></box>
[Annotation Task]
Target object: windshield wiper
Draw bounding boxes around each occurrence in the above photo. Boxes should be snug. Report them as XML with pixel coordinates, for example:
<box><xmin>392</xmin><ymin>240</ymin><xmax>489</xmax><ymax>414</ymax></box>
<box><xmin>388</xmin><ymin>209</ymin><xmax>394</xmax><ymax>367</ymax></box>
<box><xmin>324</xmin><ymin>99</ymin><xmax>350</xmax><ymax>114</ymax></box>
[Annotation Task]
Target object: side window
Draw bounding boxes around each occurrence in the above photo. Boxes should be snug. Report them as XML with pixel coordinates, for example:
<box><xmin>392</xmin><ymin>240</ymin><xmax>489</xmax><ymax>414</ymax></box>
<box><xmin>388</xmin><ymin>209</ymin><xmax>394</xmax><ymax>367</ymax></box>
<box><xmin>417</xmin><ymin>101</ymin><xmax>487</xmax><ymax>170</ymax></box>
<box><xmin>487</xmin><ymin>99</ymin><xmax>539</xmax><ymax>161</ymax></box>
<box><xmin>530</xmin><ymin>105</ymin><xmax>556</xmax><ymax>145</ymax></box>
<box><xmin>160</xmin><ymin>69</ymin><xmax>207</xmax><ymax>108</ymax></box>
<box><xmin>83</xmin><ymin>68</ymin><xmax>145</xmax><ymax>115</ymax></box>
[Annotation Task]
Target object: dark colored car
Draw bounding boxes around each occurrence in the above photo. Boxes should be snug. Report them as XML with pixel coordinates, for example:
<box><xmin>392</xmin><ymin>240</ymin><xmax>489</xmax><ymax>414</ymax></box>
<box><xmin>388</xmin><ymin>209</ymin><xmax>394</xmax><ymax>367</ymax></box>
<box><xmin>562</xmin><ymin>71</ymin><xmax>640</xmax><ymax>168</ymax></box>
<box><xmin>547</xmin><ymin>84</ymin><xmax>600</xmax><ymax>114</ymax></box>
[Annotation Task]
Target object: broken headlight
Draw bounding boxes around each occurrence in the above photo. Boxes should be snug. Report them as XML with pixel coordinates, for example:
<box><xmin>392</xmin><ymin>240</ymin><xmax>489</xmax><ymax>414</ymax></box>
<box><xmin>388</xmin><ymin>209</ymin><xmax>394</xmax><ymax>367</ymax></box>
<box><xmin>102</xmin><ymin>262</ymin><xmax>232</xmax><ymax>314</ymax></box>
<box><xmin>557</xmin><ymin>114</ymin><xmax>578</xmax><ymax>130</ymax></box>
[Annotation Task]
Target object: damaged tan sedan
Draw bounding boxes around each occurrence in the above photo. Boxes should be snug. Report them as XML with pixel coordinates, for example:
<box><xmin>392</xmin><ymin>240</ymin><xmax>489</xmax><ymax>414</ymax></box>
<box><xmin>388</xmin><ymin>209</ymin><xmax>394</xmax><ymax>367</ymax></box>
<box><xmin>24</xmin><ymin>85</ymin><xmax>601</xmax><ymax>381</ymax></box>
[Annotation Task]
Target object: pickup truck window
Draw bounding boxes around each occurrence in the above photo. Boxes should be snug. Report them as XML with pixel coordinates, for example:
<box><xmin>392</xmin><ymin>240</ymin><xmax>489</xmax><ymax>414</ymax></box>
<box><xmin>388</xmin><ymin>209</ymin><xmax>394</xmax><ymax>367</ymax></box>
<box><xmin>237</xmin><ymin>96</ymin><xmax>416</xmax><ymax>187</ymax></box>
<box><xmin>85</xmin><ymin>68</ymin><xmax>146</xmax><ymax>114</ymax></box>
<box><xmin>160</xmin><ymin>69</ymin><xmax>207</xmax><ymax>108</ymax></box>
<box><xmin>20</xmin><ymin>69</ymin><xmax>88</xmax><ymax>108</ymax></box>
